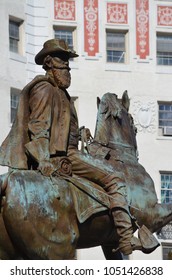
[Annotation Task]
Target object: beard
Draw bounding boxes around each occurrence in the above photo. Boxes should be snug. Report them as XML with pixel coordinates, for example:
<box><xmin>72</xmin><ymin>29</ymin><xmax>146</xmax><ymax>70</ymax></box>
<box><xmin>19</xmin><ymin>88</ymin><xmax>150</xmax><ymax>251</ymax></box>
<box><xmin>53</xmin><ymin>68</ymin><xmax>71</xmax><ymax>89</ymax></box>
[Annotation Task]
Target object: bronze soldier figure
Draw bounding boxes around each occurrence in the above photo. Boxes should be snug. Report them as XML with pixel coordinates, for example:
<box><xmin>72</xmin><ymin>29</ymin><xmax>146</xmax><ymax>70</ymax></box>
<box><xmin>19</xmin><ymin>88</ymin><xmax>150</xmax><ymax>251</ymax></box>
<box><xmin>0</xmin><ymin>39</ymin><xmax>158</xmax><ymax>255</ymax></box>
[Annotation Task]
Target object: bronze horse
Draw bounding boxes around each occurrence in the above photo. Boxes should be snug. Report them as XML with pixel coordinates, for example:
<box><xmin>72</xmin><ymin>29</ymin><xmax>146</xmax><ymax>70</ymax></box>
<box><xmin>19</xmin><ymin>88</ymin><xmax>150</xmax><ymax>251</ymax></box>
<box><xmin>0</xmin><ymin>92</ymin><xmax>172</xmax><ymax>260</ymax></box>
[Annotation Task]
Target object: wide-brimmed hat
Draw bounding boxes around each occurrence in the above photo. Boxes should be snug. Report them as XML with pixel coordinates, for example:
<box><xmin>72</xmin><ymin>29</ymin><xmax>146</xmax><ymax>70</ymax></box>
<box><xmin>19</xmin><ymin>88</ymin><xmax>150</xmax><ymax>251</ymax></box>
<box><xmin>35</xmin><ymin>38</ymin><xmax>79</xmax><ymax>65</ymax></box>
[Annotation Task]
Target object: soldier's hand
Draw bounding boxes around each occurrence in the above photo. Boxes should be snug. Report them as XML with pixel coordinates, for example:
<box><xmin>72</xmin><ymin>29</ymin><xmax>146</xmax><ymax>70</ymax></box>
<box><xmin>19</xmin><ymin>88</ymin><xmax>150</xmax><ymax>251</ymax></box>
<box><xmin>38</xmin><ymin>160</ymin><xmax>54</xmax><ymax>176</ymax></box>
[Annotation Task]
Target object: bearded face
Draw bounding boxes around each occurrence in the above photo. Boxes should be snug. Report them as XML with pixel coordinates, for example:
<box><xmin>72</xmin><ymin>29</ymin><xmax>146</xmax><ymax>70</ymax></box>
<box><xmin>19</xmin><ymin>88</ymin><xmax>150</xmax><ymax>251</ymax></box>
<box><xmin>53</xmin><ymin>67</ymin><xmax>71</xmax><ymax>89</ymax></box>
<box><xmin>51</xmin><ymin>57</ymin><xmax>71</xmax><ymax>89</ymax></box>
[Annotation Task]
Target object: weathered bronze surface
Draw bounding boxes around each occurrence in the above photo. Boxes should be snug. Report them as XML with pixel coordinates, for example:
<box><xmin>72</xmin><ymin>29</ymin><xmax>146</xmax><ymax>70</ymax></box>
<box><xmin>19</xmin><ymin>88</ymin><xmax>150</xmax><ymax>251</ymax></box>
<box><xmin>0</xmin><ymin>39</ymin><xmax>172</xmax><ymax>260</ymax></box>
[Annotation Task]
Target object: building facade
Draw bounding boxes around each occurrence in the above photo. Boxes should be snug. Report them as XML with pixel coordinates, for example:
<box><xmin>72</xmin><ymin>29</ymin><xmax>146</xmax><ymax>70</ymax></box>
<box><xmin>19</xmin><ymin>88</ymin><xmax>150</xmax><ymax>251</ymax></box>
<box><xmin>0</xmin><ymin>0</ymin><xmax>172</xmax><ymax>260</ymax></box>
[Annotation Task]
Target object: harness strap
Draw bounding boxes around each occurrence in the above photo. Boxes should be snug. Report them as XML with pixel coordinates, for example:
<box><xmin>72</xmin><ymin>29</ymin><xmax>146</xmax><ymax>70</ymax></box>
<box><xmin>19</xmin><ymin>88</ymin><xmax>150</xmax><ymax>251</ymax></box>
<box><xmin>80</xmin><ymin>126</ymin><xmax>93</xmax><ymax>154</ymax></box>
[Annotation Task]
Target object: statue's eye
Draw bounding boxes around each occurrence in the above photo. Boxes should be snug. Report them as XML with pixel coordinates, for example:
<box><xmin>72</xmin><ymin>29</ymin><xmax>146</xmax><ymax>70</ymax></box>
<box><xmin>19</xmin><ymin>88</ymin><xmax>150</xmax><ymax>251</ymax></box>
<box><xmin>100</xmin><ymin>101</ymin><xmax>108</xmax><ymax>114</ymax></box>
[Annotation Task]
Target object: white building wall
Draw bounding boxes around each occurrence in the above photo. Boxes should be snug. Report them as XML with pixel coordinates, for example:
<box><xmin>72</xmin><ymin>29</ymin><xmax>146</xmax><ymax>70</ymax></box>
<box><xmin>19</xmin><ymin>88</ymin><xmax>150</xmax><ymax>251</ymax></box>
<box><xmin>0</xmin><ymin>0</ymin><xmax>27</xmax><ymax>175</ymax></box>
<box><xmin>0</xmin><ymin>0</ymin><xmax>172</xmax><ymax>260</ymax></box>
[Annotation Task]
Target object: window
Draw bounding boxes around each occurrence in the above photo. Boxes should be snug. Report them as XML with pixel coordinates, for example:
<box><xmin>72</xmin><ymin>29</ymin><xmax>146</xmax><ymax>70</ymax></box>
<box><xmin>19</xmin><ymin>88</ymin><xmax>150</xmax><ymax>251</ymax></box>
<box><xmin>159</xmin><ymin>103</ymin><xmax>172</xmax><ymax>136</ymax></box>
<box><xmin>157</xmin><ymin>173</ymin><xmax>172</xmax><ymax>241</ymax></box>
<box><xmin>9</xmin><ymin>20</ymin><xmax>21</xmax><ymax>53</ymax></box>
<box><xmin>162</xmin><ymin>244</ymin><xmax>172</xmax><ymax>260</ymax></box>
<box><xmin>157</xmin><ymin>34</ymin><xmax>172</xmax><ymax>65</ymax></box>
<box><xmin>11</xmin><ymin>88</ymin><xmax>20</xmax><ymax>123</ymax></box>
<box><xmin>106</xmin><ymin>31</ymin><xmax>127</xmax><ymax>63</ymax></box>
<box><xmin>161</xmin><ymin>173</ymin><xmax>172</xmax><ymax>204</ymax></box>
<box><xmin>54</xmin><ymin>28</ymin><xmax>76</xmax><ymax>57</ymax></box>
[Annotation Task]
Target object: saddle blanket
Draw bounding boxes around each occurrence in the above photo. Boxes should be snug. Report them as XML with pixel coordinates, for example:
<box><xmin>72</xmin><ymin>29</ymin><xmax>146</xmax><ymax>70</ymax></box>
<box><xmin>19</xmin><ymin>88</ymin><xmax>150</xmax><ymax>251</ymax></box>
<box><xmin>1</xmin><ymin>170</ymin><xmax>110</xmax><ymax>224</ymax></box>
<box><xmin>69</xmin><ymin>175</ymin><xmax>110</xmax><ymax>223</ymax></box>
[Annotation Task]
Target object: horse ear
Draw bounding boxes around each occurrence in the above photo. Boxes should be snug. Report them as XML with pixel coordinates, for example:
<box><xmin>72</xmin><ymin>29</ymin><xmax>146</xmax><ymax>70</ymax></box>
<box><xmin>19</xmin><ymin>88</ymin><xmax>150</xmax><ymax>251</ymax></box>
<box><xmin>122</xmin><ymin>90</ymin><xmax>130</xmax><ymax>111</ymax></box>
<box><xmin>97</xmin><ymin>97</ymin><xmax>101</xmax><ymax>109</ymax></box>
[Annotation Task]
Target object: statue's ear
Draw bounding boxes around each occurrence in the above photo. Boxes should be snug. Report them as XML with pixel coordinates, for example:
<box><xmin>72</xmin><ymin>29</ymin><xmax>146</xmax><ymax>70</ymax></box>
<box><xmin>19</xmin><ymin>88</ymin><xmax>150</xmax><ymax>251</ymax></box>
<box><xmin>97</xmin><ymin>97</ymin><xmax>101</xmax><ymax>109</ymax></box>
<box><xmin>43</xmin><ymin>55</ymin><xmax>53</xmax><ymax>69</ymax></box>
<box><xmin>122</xmin><ymin>90</ymin><xmax>130</xmax><ymax>112</ymax></box>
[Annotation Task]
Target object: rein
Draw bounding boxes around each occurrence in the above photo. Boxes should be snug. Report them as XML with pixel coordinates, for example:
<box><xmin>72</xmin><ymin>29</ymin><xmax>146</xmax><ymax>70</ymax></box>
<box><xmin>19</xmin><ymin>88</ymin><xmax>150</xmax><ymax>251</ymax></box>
<box><xmin>108</xmin><ymin>141</ymin><xmax>136</xmax><ymax>151</ymax></box>
<box><xmin>91</xmin><ymin>140</ymin><xmax>137</xmax><ymax>157</ymax></box>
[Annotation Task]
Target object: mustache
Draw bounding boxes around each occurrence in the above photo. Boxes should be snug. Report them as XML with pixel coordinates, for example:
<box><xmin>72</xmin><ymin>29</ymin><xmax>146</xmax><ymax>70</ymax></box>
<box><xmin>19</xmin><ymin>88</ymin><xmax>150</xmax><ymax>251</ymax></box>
<box><xmin>53</xmin><ymin>63</ymin><xmax>71</xmax><ymax>71</ymax></box>
<box><xmin>55</xmin><ymin>66</ymin><xmax>71</xmax><ymax>71</ymax></box>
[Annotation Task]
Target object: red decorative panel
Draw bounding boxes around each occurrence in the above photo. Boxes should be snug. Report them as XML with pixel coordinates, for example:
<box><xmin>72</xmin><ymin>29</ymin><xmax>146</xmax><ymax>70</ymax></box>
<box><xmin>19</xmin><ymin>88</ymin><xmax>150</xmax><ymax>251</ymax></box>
<box><xmin>136</xmin><ymin>0</ymin><xmax>149</xmax><ymax>59</ymax></box>
<box><xmin>54</xmin><ymin>0</ymin><xmax>75</xmax><ymax>20</ymax></box>
<box><xmin>107</xmin><ymin>3</ymin><xmax>128</xmax><ymax>24</ymax></box>
<box><xmin>84</xmin><ymin>0</ymin><xmax>99</xmax><ymax>56</ymax></box>
<box><xmin>158</xmin><ymin>6</ymin><xmax>172</xmax><ymax>26</ymax></box>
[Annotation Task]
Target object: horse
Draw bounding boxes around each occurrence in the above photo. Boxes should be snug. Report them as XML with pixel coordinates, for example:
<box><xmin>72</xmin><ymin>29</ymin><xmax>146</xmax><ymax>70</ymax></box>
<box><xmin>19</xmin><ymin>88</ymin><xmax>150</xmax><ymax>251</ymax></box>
<box><xmin>91</xmin><ymin>91</ymin><xmax>172</xmax><ymax>234</ymax></box>
<box><xmin>0</xmin><ymin>91</ymin><xmax>172</xmax><ymax>260</ymax></box>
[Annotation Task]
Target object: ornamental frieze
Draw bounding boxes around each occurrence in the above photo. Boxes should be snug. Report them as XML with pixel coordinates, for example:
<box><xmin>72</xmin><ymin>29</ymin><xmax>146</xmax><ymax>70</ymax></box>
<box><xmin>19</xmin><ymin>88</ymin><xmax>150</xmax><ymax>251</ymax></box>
<box><xmin>54</xmin><ymin>0</ymin><xmax>76</xmax><ymax>21</ymax></box>
<box><xmin>136</xmin><ymin>0</ymin><xmax>149</xmax><ymax>59</ymax></box>
<box><xmin>157</xmin><ymin>6</ymin><xmax>172</xmax><ymax>26</ymax></box>
<box><xmin>84</xmin><ymin>0</ymin><xmax>99</xmax><ymax>56</ymax></box>
<box><xmin>107</xmin><ymin>3</ymin><xmax>128</xmax><ymax>24</ymax></box>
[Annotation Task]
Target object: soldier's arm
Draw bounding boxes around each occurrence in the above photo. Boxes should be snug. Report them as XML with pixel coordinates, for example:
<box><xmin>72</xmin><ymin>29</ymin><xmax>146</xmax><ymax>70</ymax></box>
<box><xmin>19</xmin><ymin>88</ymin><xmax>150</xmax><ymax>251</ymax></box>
<box><xmin>25</xmin><ymin>81</ymin><xmax>54</xmax><ymax>176</ymax></box>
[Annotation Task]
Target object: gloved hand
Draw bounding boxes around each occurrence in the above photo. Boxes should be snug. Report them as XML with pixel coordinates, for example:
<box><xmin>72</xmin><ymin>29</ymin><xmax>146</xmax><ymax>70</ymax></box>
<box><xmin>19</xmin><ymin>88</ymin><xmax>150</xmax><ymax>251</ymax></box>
<box><xmin>38</xmin><ymin>160</ymin><xmax>55</xmax><ymax>176</ymax></box>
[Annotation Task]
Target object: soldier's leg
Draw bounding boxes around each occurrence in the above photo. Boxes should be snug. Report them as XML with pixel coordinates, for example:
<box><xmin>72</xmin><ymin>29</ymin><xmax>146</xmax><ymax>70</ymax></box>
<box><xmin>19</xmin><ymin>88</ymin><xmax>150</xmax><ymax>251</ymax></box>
<box><xmin>101</xmin><ymin>174</ymin><xmax>142</xmax><ymax>255</ymax></box>
<box><xmin>69</xmin><ymin>149</ymin><xmax>159</xmax><ymax>255</ymax></box>
<box><xmin>68</xmin><ymin>149</ymin><xmax>142</xmax><ymax>255</ymax></box>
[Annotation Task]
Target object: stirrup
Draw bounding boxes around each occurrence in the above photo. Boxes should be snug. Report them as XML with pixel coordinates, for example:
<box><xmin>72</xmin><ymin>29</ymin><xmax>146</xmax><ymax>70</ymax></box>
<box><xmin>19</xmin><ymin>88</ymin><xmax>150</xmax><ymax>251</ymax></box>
<box><xmin>138</xmin><ymin>225</ymin><xmax>160</xmax><ymax>254</ymax></box>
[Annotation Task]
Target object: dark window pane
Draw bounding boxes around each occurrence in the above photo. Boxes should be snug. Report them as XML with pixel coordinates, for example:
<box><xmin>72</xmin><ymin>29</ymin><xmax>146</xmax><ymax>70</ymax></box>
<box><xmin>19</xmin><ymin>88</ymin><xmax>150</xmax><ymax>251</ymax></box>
<box><xmin>54</xmin><ymin>30</ymin><xmax>73</xmax><ymax>50</ymax></box>
<box><xmin>9</xmin><ymin>20</ymin><xmax>20</xmax><ymax>53</ymax></box>
<box><xmin>159</xmin><ymin>103</ymin><xmax>172</xmax><ymax>129</ymax></box>
<box><xmin>157</xmin><ymin>34</ymin><xmax>172</xmax><ymax>65</ymax></box>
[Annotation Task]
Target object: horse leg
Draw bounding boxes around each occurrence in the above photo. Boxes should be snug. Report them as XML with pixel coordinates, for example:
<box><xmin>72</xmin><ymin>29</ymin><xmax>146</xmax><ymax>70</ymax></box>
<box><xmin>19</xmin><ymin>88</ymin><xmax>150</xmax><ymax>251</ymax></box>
<box><xmin>0</xmin><ymin>173</ymin><xmax>23</xmax><ymax>259</ymax></box>
<box><xmin>0</xmin><ymin>210</ymin><xmax>22</xmax><ymax>259</ymax></box>
<box><xmin>101</xmin><ymin>245</ymin><xmax>123</xmax><ymax>260</ymax></box>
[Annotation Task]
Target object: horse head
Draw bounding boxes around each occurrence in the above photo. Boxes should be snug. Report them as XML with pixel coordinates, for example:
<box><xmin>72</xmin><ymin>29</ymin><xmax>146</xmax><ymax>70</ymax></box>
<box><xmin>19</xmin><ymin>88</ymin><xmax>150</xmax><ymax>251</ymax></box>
<box><xmin>94</xmin><ymin>91</ymin><xmax>137</xmax><ymax>151</ymax></box>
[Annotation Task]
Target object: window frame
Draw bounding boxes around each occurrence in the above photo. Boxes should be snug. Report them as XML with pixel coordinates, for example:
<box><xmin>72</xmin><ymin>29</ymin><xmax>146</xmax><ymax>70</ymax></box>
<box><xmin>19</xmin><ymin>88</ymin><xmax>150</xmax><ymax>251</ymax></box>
<box><xmin>106</xmin><ymin>29</ymin><xmax>128</xmax><ymax>64</ymax></box>
<box><xmin>157</xmin><ymin>33</ymin><xmax>172</xmax><ymax>66</ymax></box>
<box><xmin>9</xmin><ymin>20</ymin><xmax>19</xmax><ymax>53</ymax></box>
<box><xmin>53</xmin><ymin>26</ymin><xmax>77</xmax><ymax>58</ymax></box>
<box><xmin>158</xmin><ymin>101</ymin><xmax>172</xmax><ymax>136</ymax></box>
<box><xmin>160</xmin><ymin>172</ymin><xmax>172</xmax><ymax>204</ymax></box>
<box><xmin>157</xmin><ymin>172</ymin><xmax>172</xmax><ymax>241</ymax></box>
<box><xmin>162</xmin><ymin>243</ymin><xmax>172</xmax><ymax>260</ymax></box>
<box><xmin>9</xmin><ymin>16</ymin><xmax>23</xmax><ymax>55</ymax></box>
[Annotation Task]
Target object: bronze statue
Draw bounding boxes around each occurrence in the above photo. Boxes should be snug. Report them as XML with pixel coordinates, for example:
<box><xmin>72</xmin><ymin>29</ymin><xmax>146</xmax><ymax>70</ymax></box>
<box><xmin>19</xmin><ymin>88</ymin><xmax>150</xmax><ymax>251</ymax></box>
<box><xmin>0</xmin><ymin>39</ymin><xmax>171</xmax><ymax>260</ymax></box>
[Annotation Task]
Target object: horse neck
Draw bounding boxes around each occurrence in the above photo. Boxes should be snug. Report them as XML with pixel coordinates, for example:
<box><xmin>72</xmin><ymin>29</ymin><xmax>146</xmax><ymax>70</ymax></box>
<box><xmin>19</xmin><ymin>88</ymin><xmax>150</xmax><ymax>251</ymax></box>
<box><xmin>111</xmin><ymin>116</ymin><xmax>137</xmax><ymax>149</ymax></box>
<box><xmin>94</xmin><ymin>113</ymin><xmax>110</xmax><ymax>145</ymax></box>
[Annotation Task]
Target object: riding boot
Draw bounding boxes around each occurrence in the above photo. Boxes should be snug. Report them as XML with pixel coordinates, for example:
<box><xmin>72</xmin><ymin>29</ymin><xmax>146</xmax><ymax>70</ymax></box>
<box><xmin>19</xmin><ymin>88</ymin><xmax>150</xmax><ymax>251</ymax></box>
<box><xmin>101</xmin><ymin>174</ymin><xmax>142</xmax><ymax>255</ymax></box>
<box><xmin>111</xmin><ymin>201</ymin><xmax>160</xmax><ymax>255</ymax></box>
<box><xmin>111</xmin><ymin>208</ymin><xmax>142</xmax><ymax>255</ymax></box>
<box><xmin>101</xmin><ymin>174</ymin><xmax>159</xmax><ymax>255</ymax></box>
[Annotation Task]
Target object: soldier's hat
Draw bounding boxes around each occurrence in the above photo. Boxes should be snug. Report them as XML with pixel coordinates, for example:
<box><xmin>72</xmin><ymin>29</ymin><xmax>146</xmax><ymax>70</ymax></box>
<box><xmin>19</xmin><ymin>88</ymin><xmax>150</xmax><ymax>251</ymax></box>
<box><xmin>35</xmin><ymin>38</ymin><xmax>78</xmax><ymax>65</ymax></box>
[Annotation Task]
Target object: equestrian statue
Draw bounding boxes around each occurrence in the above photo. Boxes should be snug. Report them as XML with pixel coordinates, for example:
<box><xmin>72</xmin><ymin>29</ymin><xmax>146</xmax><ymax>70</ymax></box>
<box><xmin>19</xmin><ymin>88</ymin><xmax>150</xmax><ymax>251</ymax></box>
<box><xmin>0</xmin><ymin>39</ymin><xmax>171</xmax><ymax>260</ymax></box>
